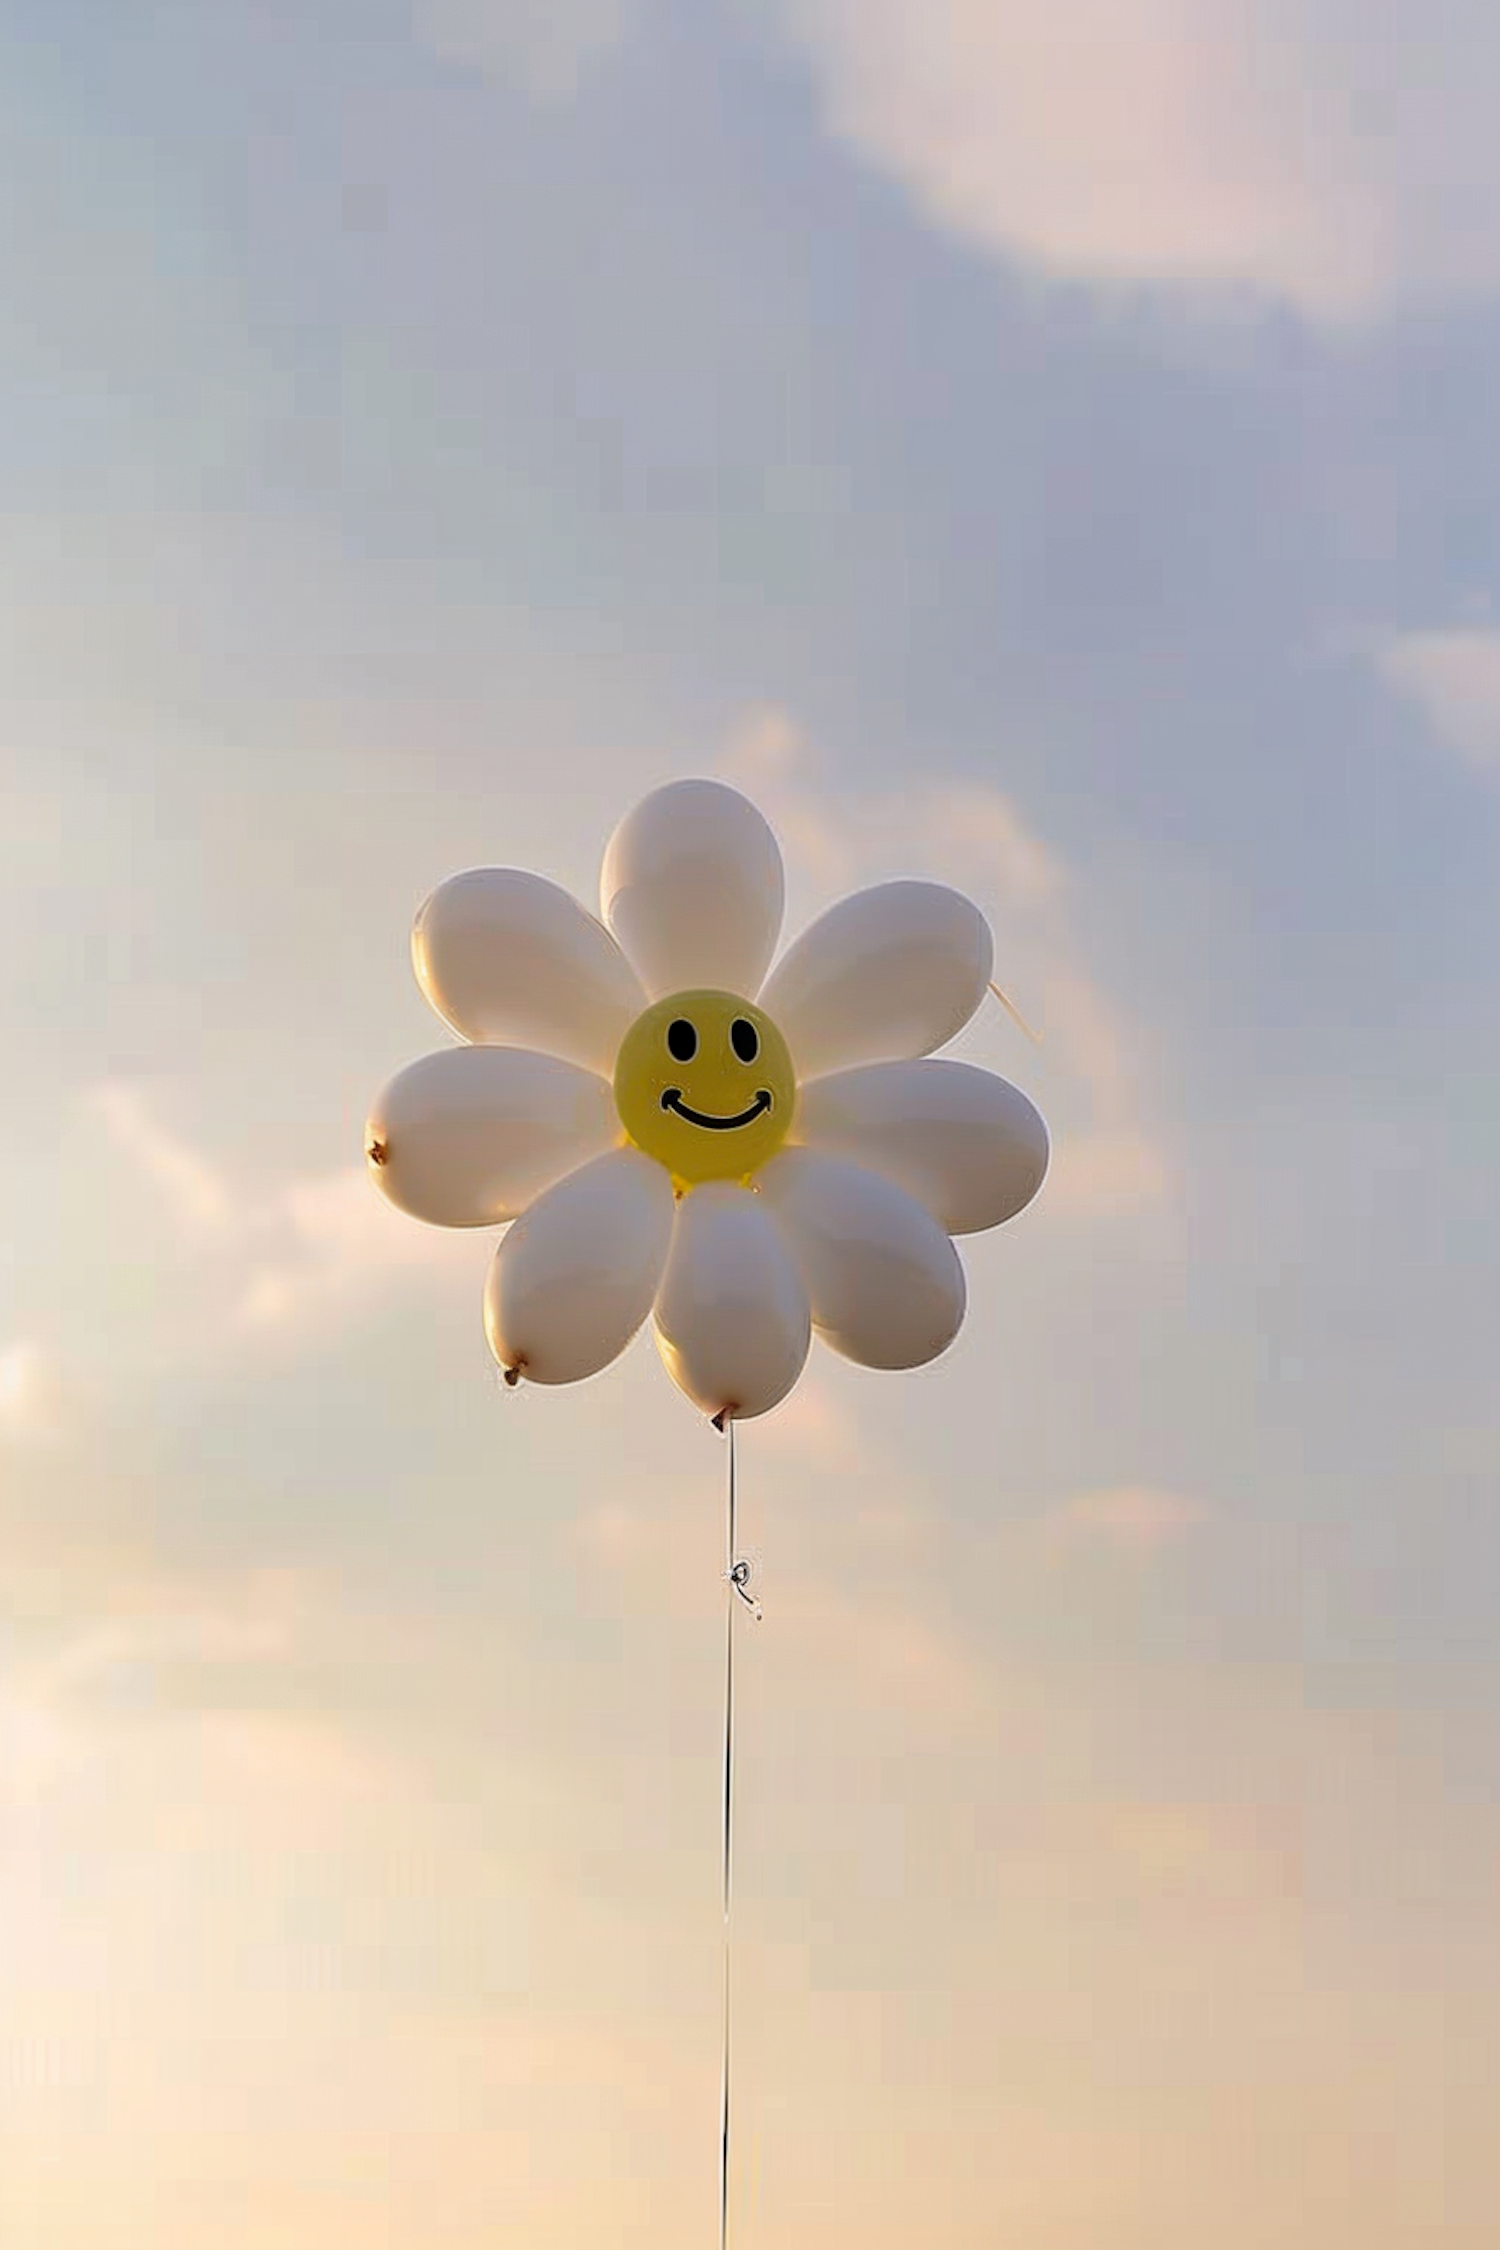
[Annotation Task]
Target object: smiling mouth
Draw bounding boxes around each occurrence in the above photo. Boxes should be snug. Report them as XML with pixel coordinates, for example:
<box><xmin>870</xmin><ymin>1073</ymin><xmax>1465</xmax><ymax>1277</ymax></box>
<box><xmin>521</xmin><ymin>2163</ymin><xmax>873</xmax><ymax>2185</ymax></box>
<box><xmin>661</xmin><ymin>1088</ymin><xmax>773</xmax><ymax>1131</ymax></box>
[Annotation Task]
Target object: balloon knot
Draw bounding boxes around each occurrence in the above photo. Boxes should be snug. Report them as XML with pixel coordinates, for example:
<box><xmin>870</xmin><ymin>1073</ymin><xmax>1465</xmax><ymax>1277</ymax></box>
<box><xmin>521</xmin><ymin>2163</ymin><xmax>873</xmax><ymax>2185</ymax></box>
<box><xmin>366</xmin><ymin>1137</ymin><xmax>389</xmax><ymax>1167</ymax></box>
<box><xmin>502</xmin><ymin>1363</ymin><xmax>523</xmax><ymax>1388</ymax></box>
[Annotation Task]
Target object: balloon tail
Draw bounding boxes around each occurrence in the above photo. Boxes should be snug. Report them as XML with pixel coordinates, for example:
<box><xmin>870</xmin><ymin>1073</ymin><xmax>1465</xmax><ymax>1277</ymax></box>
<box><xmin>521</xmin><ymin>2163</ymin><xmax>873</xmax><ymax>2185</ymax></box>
<box><xmin>988</xmin><ymin>981</ymin><xmax>1043</xmax><ymax>1046</ymax></box>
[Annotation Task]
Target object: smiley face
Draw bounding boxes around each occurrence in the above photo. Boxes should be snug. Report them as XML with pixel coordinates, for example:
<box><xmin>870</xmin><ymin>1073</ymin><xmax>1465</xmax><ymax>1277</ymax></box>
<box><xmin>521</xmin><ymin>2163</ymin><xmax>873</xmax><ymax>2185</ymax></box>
<box><xmin>613</xmin><ymin>990</ymin><xmax>795</xmax><ymax>1185</ymax></box>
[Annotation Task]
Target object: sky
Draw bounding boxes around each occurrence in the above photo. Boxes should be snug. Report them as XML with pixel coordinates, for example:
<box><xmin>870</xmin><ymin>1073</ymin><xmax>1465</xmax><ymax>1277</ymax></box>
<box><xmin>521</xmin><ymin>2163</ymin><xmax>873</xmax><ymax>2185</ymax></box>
<box><xmin>2</xmin><ymin>1</ymin><xmax>1499</xmax><ymax>2243</ymax></box>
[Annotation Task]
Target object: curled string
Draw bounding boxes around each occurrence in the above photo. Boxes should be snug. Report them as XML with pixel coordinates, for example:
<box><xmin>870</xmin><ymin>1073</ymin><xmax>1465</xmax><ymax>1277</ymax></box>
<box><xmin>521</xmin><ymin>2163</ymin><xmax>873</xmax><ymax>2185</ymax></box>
<box><xmin>719</xmin><ymin>1414</ymin><xmax>760</xmax><ymax>2250</ymax></box>
<box><xmin>728</xmin><ymin>1558</ymin><xmax>761</xmax><ymax>1621</ymax></box>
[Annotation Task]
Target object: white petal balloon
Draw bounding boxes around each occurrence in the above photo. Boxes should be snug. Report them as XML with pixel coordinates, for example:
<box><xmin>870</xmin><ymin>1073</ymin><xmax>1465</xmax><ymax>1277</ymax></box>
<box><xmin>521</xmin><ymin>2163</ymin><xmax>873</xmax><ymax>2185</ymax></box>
<box><xmin>759</xmin><ymin>880</ymin><xmax>993</xmax><ymax>1079</ymax></box>
<box><xmin>413</xmin><ymin>867</ymin><xmax>644</xmax><ymax>1073</ymax></box>
<box><xmin>368</xmin><ymin>777</ymin><xmax>1047</xmax><ymax>1419</ymax></box>
<box><xmin>793</xmin><ymin>1059</ymin><xmax>1049</xmax><ymax>1235</ymax></box>
<box><xmin>757</xmin><ymin>1148</ymin><xmax>966</xmax><ymax>1369</ymax></box>
<box><xmin>600</xmin><ymin>779</ymin><xmax>785</xmax><ymax>1000</ymax></box>
<box><xmin>366</xmin><ymin>1046</ymin><xmax>618</xmax><ymax>1227</ymax></box>
<box><xmin>653</xmin><ymin>1184</ymin><xmax>811</xmax><ymax>1421</ymax></box>
<box><xmin>484</xmin><ymin>1148</ymin><xmax>675</xmax><ymax>1385</ymax></box>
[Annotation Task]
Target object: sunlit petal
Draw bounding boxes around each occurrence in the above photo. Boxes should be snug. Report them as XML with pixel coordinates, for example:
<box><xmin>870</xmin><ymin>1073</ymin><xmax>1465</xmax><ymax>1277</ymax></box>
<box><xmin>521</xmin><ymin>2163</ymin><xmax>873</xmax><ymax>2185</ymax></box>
<box><xmin>600</xmin><ymin>779</ymin><xmax>785</xmax><ymax>999</ymax></box>
<box><xmin>793</xmin><ymin>1058</ymin><xmax>1049</xmax><ymax>1233</ymax></box>
<box><xmin>653</xmin><ymin>1183</ymin><xmax>810</xmax><ymax>1420</ymax></box>
<box><xmin>414</xmin><ymin>868</ymin><xmax>644</xmax><ymax>1072</ymax></box>
<box><xmin>484</xmin><ymin>1148</ymin><xmax>675</xmax><ymax>1384</ymax></box>
<box><xmin>366</xmin><ymin>1047</ymin><xmax>618</xmax><ymax>1227</ymax></box>
<box><xmin>760</xmin><ymin>880</ymin><xmax>992</xmax><ymax>1078</ymax></box>
<box><xmin>757</xmin><ymin>1148</ymin><xmax>966</xmax><ymax>1369</ymax></box>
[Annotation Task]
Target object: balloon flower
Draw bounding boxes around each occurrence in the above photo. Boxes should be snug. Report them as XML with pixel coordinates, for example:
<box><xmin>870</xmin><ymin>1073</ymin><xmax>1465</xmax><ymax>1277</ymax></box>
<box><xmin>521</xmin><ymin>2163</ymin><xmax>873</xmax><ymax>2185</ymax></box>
<box><xmin>367</xmin><ymin>780</ymin><xmax>1048</xmax><ymax>1421</ymax></box>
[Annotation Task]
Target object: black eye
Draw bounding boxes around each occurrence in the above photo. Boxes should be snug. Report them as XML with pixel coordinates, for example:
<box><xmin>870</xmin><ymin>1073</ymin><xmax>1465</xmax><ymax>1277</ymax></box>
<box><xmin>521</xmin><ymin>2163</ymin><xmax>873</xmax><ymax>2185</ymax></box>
<box><xmin>730</xmin><ymin>1017</ymin><xmax>760</xmax><ymax>1064</ymax></box>
<box><xmin>666</xmin><ymin>1018</ymin><xmax>698</xmax><ymax>1064</ymax></box>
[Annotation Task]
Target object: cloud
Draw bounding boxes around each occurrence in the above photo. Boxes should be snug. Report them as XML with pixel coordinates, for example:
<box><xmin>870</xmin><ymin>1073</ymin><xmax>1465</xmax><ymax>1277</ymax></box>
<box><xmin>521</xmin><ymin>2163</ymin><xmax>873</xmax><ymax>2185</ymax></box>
<box><xmin>92</xmin><ymin>1081</ymin><xmax>465</xmax><ymax>1348</ymax></box>
<box><xmin>1032</xmin><ymin>961</ymin><xmax>1171</xmax><ymax>1218</ymax></box>
<box><xmin>1050</xmin><ymin>1483</ymin><xmax>1209</xmax><ymax>1552</ymax></box>
<box><xmin>773</xmin><ymin>1571</ymin><xmax>1001</xmax><ymax>1725</ymax></box>
<box><xmin>1378</xmin><ymin>628</ymin><xmax>1500</xmax><ymax>776</ymax></box>
<box><xmin>22</xmin><ymin>1592</ymin><xmax>300</xmax><ymax>1710</ymax></box>
<box><xmin>0</xmin><ymin>1568</ymin><xmax>350</xmax><ymax>1809</ymax></box>
<box><xmin>418</xmin><ymin>0</ymin><xmax>630</xmax><ymax>98</ymax></box>
<box><xmin>770</xmin><ymin>0</ymin><xmax>1500</xmax><ymax>318</ymax></box>
<box><xmin>1043</xmin><ymin>1126</ymin><xmax>1171</xmax><ymax>1218</ymax></box>
<box><xmin>722</xmin><ymin>706</ymin><xmax>1172</xmax><ymax>1218</ymax></box>
<box><xmin>0</xmin><ymin>1555</ymin><xmax>441</xmax><ymax>1851</ymax></box>
<box><xmin>570</xmin><ymin>1470</ymin><xmax>998</xmax><ymax>1726</ymax></box>
<box><xmin>751</xmin><ymin>1366</ymin><xmax>868</xmax><ymax>1474</ymax></box>
<box><xmin>235</xmin><ymin>1165</ymin><xmax>463</xmax><ymax>1333</ymax></box>
<box><xmin>1097</xmin><ymin>1795</ymin><xmax>1299</xmax><ymax>1902</ymax></box>
<box><xmin>0</xmin><ymin>1341</ymin><xmax>57</xmax><ymax>1441</ymax></box>
<box><xmin>92</xmin><ymin>1082</ymin><xmax>236</xmax><ymax>1234</ymax></box>
<box><xmin>726</xmin><ymin>705</ymin><xmax>1062</xmax><ymax>910</ymax></box>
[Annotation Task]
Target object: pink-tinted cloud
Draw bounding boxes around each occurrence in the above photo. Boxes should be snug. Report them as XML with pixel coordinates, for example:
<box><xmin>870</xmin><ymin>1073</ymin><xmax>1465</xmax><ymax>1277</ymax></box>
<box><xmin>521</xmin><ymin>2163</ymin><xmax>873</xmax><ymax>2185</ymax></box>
<box><xmin>774</xmin><ymin>0</ymin><xmax>1500</xmax><ymax>317</ymax></box>
<box><xmin>92</xmin><ymin>1082</ymin><xmax>236</xmax><ymax>1234</ymax></box>
<box><xmin>722</xmin><ymin>706</ymin><xmax>1173</xmax><ymax>1220</ymax></box>
<box><xmin>0</xmin><ymin>1340</ymin><xmax>61</xmax><ymax>1443</ymax></box>
<box><xmin>571</xmin><ymin>1462</ymin><xmax>998</xmax><ymax>1728</ymax></box>
<box><xmin>1096</xmin><ymin>1794</ymin><xmax>1302</xmax><ymax>1904</ymax></box>
<box><xmin>92</xmin><ymin>1080</ymin><xmax>469</xmax><ymax>1353</ymax></box>
<box><xmin>1051</xmin><ymin>1483</ymin><xmax>1209</xmax><ymax>1551</ymax></box>
<box><xmin>1379</xmin><ymin>627</ymin><xmax>1500</xmax><ymax>776</ymax></box>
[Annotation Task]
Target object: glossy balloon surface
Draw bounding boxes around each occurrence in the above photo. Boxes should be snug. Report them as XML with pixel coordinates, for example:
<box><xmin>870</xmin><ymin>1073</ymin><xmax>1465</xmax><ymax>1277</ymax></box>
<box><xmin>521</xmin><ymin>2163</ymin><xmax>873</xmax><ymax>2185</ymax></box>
<box><xmin>653</xmin><ymin>1183</ymin><xmax>810</xmax><ymax>1419</ymax></box>
<box><xmin>600</xmin><ymin>779</ymin><xmax>784</xmax><ymax>1000</ymax></box>
<box><xmin>793</xmin><ymin>1058</ymin><xmax>1048</xmax><ymax>1234</ymax></box>
<box><xmin>484</xmin><ymin>1148</ymin><xmax>674</xmax><ymax>1384</ymax></box>
<box><xmin>758</xmin><ymin>1148</ymin><xmax>966</xmax><ymax>1368</ymax></box>
<box><xmin>413</xmin><ymin>867</ymin><xmax>642</xmax><ymax>1073</ymax></box>
<box><xmin>366</xmin><ymin>1046</ymin><xmax>617</xmax><ymax>1227</ymax></box>
<box><xmin>761</xmin><ymin>879</ymin><xmax>992</xmax><ymax>1079</ymax></box>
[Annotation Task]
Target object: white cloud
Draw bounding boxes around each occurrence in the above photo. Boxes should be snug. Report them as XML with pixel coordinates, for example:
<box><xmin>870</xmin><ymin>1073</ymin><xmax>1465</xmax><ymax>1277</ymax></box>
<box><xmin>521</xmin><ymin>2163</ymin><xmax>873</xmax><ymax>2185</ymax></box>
<box><xmin>570</xmin><ymin>1467</ymin><xmax>998</xmax><ymax>1727</ymax></box>
<box><xmin>772</xmin><ymin>1571</ymin><xmax>1001</xmax><ymax>1725</ymax></box>
<box><xmin>0</xmin><ymin>1341</ymin><xmax>63</xmax><ymax>1446</ymax></box>
<box><xmin>1097</xmin><ymin>1795</ymin><xmax>1296</xmax><ymax>1900</ymax></box>
<box><xmin>0</xmin><ymin>1340</ymin><xmax>42</xmax><ymax>1427</ymax></box>
<box><xmin>92</xmin><ymin>1082</ymin><xmax>466</xmax><ymax>1349</ymax></box>
<box><xmin>1050</xmin><ymin>1484</ymin><xmax>1208</xmax><ymax>1551</ymax></box>
<box><xmin>722</xmin><ymin>706</ymin><xmax>1172</xmax><ymax>1218</ymax></box>
<box><xmin>236</xmin><ymin>1165</ymin><xmax>463</xmax><ymax>1333</ymax></box>
<box><xmin>419</xmin><ymin>0</ymin><xmax>630</xmax><ymax>98</ymax></box>
<box><xmin>771</xmin><ymin>0</ymin><xmax>1500</xmax><ymax>318</ymax></box>
<box><xmin>1044</xmin><ymin>1126</ymin><xmax>1171</xmax><ymax>1218</ymax></box>
<box><xmin>752</xmin><ymin>1366</ymin><xmax>868</xmax><ymax>1474</ymax></box>
<box><xmin>1378</xmin><ymin>628</ymin><xmax>1500</xmax><ymax>776</ymax></box>
<box><xmin>25</xmin><ymin>1596</ymin><xmax>298</xmax><ymax>1708</ymax></box>
<box><xmin>0</xmin><ymin>1569</ymin><xmax>341</xmax><ymax>1808</ymax></box>
<box><xmin>1029</xmin><ymin>965</ymin><xmax>1171</xmax><ymax>1218</ymax></box>
<box><xmin>726</xmin><ymin>705</ymin><xmax>1061</xmax><ymax>909</ymax></box>
<box><xmin>92</xmin><ymin>1082</ymin><xmax>236</xmax><ymax>1235</ymax></box>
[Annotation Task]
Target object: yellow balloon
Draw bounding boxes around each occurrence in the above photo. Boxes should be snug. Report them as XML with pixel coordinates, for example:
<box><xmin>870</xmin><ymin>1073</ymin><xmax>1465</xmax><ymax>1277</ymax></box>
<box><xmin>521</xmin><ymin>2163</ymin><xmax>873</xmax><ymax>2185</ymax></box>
<box><xmin>613</xmin><ymin>990</ymin><xmax>796</xmax><ymax>1186</ymax></box>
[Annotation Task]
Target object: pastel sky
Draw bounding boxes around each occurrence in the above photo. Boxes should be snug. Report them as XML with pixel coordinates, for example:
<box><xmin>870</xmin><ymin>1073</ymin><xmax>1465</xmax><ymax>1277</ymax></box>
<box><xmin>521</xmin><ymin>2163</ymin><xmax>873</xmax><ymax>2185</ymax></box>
<box><xmin>3</xmin><ymin>3</ymin><xmax>1498</xmax><ymax>2244</ymax></box>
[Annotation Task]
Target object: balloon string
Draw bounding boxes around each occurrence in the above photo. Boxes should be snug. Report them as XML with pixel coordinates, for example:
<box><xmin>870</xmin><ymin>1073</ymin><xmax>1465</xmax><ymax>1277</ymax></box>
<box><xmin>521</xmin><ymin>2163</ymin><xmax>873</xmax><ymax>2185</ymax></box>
<box><xmin>988</xmin><ymin>980</ymin><xmax>1043</xmax><ymax>1046</ymax></box>
<box><xmin>719</xmin><ymin>1415</ymin><xmax>759</xmax><ymax>2250</ymax></box>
